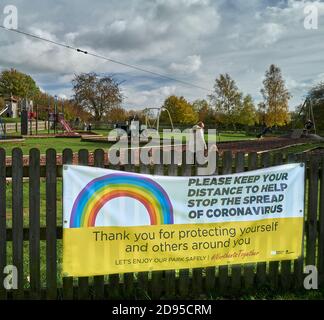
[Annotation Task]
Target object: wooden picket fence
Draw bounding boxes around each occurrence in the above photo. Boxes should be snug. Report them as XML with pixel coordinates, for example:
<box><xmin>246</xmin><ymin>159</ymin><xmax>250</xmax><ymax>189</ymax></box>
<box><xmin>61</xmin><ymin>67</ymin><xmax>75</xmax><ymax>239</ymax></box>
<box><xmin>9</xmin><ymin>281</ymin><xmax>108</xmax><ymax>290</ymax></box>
<box><xmin>0</xmin><ymin>147</ymin><xmax>323</xmax><ymax>299</ymax></box>
<box><xmin>1</xmin><ymin>121</ymin><xmax>47</xmax><ymax>134</ymax></box>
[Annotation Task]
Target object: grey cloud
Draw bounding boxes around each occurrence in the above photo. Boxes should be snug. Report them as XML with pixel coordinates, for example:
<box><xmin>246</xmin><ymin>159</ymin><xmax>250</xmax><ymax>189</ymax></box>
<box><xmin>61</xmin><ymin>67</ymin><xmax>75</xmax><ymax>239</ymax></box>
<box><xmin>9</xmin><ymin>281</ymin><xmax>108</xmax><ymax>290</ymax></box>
<box><xmin>0</xmin><ymin>0</ymin><xmax>324</xmax><ymax>110</ymax></box>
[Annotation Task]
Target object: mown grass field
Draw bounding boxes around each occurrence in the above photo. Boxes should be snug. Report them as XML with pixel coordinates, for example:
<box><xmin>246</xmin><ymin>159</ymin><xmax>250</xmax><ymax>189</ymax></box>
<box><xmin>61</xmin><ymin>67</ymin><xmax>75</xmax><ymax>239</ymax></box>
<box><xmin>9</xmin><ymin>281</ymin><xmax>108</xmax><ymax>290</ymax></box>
<box><xmin>0</xmin><ymin>131</ymin><xmax>256</xmax><ymax>155</ymax></box>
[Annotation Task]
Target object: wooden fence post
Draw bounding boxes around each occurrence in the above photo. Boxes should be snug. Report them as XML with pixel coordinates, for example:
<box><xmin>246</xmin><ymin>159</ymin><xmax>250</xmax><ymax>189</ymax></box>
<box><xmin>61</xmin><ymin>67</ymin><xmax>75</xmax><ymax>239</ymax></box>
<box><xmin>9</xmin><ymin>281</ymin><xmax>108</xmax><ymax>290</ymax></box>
<box><xmin>46</xmin><ymin>149</ymin><xmax>57</xmax><ymax>299</ymax></box>
<box><xmin>93</xmin><ymin>149</ymin><xmax>105</xmax><ymax>300</ymax></box>
<box><xmin>164</xmin><ymin>150</ymin><xmax>177</xmax><ymax>299</ymax></box>
<box><xmin>268</xmin><ymin>153</ymin><xmax>283</xmax><ymax>290</ymax></box>
<box><xmin>319</xmin><ymin>156</ymin><xmax>324</xmax><ymax>288</ymax></box>
<box><xmin>230</xmin><ymin>152</ymin><xmax>245</xmax><ymax>293</ymax></box>
<box><xmin>191</xmin><ymin>154</ymin><xmax>207</xmax><ymax>298</ymax></box>
<box><xmin>205</xmin><ymin>153</ymin><xmax>218</xmax><ymax>296</ymax></box>
<box><xmin>218</xmin><ymin>151</ymin><xmax>232</xmax><ymax>294</ymax></box>
<box><xmin>256</xmin><ymin>152</ymin><xmax>270</xmax><ymax>288</ymax></box>
<box><xmin>62</xmin><ymin>148</ymin><xmax>74</xmax><ymax>300</ymax></box>
<box><xmin>151</xmin><ymin>148</ymin><xmax>164</xmax><ymax>300</ymax></box>
<box><xmin>12</xmin><ymin>148</ymin><xmax>24</xmax><ymax>299</ymax></box>
<box><xmin>29</xmin><ymin>148</ymin><xmax>41</xmax><ymax>299</ymax></box>
<box><xmin>294</xmin><ymin>153</ymin><xmax>306</xmax><ymax>289</ymax></box>
<box><xmin>306</xmin><ymin>156</ymin><xmax>319</xmax><ymax>278</ymax></box>
<box><xmin>178</xmin><ymin>163</ymin><xmax>192</xmax><ymax>299</ymax></box>
<box><xmin>280</xmin><ymin>153</ymin><xmax>296</xmax><ymax>290</ymax></box>
<box><xmin>122</xmin><ymin>148</ymin><xmax>135</xmax><ymax>299</ymax></box>
<box><xmin>136</xmin><ymin>150</ymin><xmax>151</xmax><ymax>299</ymax></box>
<box><xmin>77</xmin><ymin>149</ymin><xmax>90</xmax><ymax>300</ymax></box>
<box><xmin>107</xmin><ymin>150</ymin><xmax>122</xmax><ymax>299</ymax></box>
<box><xmin>243</xmin><ymin>152</ymin><xmax>257</xmax><ymax>290</ymax></box>
<box><xmin>0</xmin><ymin>148</ymin><xmax>7</xmax><ymax>300</ymax></box>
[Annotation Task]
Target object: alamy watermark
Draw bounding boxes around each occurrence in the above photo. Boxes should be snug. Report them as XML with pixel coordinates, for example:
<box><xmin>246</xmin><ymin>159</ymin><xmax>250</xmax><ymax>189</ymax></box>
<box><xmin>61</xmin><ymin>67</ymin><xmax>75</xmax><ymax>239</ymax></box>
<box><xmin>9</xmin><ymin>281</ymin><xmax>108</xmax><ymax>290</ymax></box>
<box><xmin>2</xmin><ymin>4</ymin><xmax>18</xmax><ymax>29</ymax></box>
<box><xmin>107</xmin><ymin>128</ymin><xmax>218</xmax><ymax>176</ymax></box>
<box><xmin>304</xmin><ymin>3</ymin><xmax>319</xmax><ymax>30</ymax></box>
<box><xmin>2</xmin><ymin>265</ymin><xmax>18</xmax><ymax>290</ymax></box>
<box><xmin>0</xmin><ymin>263</ymin><xmax>320</xmax><ymax>291</ymax></box>
<box><xmin>304</xmin><ymin>265</ymin><xmax>318</xmax><ymax>290</ymax></box>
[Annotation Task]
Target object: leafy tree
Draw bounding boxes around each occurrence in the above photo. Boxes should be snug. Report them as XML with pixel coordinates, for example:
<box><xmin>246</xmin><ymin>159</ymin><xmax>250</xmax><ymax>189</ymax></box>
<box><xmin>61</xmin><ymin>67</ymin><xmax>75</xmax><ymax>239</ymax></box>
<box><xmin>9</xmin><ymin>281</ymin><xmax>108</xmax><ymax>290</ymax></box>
<box><xmin>256</xmin><ymin>102</ymin><xmax>267</xmax><ymax>126</ymax></box>
<box><xmin>238</xmin><ymin>95</ymin><xmax>257</xmax><ymax>127</ymax></box>
<box><xmin>0</xmin><ymin>97</ymin><xmax>4</xmax><ymax>110</ymax></box>
<box><xmin>192</xmin><ymin>99</ymin><xmax>210</xmax><ymax>122</ymax></box>
<box><xmin>33</xmin><ymin>92</ymin><xmax>91</xmax><ymax>121</ymax></box>
<box><xmin>161</xmin><ymin>95</ymin><xmax>198</xmax><ymax>126</ymax></box>
<box><xmin>261</xmin><ymin>64</ymin><xmax>291</xmax><ymax>127</ymax></box>
<box><xmin>63</xmin><ymin>99</ymin><xmax>92</xmax><ymax>121</ymax></box>
<box><xmin>105</xmin><ymin>106</ymin><xmax>128</xmax><ymax>123</ymax></box>
<box><xmin>72</xmin><ymin>72</ymin><xmax>123</xmax><ymax>121</ymax></box>
<box><xmin>208</xmin><ymin>73</ymin><xmax>242</xmax><ymax>128</ymax></box>
<box><xmin>0</xmin><ymin>68</ymin><xmax>40</xmax><ymax>99</ymax></box>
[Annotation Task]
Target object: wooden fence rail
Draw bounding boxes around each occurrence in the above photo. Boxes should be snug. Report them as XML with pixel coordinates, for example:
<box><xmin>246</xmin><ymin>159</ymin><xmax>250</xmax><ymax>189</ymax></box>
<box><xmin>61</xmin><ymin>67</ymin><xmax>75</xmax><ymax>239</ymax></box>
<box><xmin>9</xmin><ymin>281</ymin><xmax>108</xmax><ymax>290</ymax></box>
<box><xmin>0</xmin><ymin>147</ymin><xmax>323</xmax><ymax>299</ymax></box>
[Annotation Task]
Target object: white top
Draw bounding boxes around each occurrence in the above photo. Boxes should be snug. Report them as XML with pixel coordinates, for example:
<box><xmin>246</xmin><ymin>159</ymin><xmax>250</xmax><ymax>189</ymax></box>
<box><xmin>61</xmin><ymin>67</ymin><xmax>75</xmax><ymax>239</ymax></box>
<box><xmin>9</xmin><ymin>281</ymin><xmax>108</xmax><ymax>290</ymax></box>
<box><xmin>188</xmin><ymin>125</ymin><xmax>207</xmax><ymax>152</ymax></box>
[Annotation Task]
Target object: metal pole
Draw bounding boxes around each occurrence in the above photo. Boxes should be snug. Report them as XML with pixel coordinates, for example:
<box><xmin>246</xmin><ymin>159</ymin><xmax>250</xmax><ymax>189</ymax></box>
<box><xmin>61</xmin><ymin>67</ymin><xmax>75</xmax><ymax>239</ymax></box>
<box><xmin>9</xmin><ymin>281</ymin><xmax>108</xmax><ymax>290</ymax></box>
<box><xmin>54</xmin><ymin>95</ymin><xmax>57</xmax><ymax>134</ymax></box>
<box><xmin>36</xmin><ymin>104</ymin><xmax>38</xmax><ymax>135</ymax></box>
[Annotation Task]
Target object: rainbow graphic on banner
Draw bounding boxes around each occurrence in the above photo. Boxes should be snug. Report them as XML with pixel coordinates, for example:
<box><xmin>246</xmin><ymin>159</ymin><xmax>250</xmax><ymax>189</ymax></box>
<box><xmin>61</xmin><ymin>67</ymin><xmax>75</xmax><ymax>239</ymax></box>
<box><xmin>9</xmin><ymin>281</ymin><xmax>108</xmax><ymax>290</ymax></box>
<box><xmin>69</xmin><ymin>172</ymin><xmax>174</xmax><ymax>228</ymax></box>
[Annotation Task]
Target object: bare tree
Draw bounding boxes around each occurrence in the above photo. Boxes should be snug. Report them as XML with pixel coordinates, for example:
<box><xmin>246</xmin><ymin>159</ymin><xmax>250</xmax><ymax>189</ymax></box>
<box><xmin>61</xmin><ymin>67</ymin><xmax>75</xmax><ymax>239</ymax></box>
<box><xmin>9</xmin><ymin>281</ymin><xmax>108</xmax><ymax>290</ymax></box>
<box><xmin>72</xmin><ymin>72</ymin><xmax>123</xmax><ymax>121</ymax></box>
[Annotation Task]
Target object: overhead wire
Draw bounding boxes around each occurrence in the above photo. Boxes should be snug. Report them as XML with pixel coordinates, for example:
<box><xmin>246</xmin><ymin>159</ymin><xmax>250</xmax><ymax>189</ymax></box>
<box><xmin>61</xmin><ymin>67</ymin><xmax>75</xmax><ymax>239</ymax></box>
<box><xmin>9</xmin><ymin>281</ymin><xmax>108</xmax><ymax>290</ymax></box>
<box><xmin>0</xmin><ymin>25</ymin><xmax>212</xmax><ymax>92</ymax></box>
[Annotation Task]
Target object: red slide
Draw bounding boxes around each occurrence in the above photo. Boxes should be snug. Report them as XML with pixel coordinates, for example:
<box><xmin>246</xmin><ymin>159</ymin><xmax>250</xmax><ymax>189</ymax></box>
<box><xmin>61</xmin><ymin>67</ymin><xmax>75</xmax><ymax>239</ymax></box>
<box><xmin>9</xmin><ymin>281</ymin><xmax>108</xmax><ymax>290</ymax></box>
<box><xmin>59</xmin><ymin>118</ymin><xmax>73</xmax><ymax>132</ymax></box>
<box><xmin>57</xmin><ymin>115</ymin><xmax>79</xmax><ymax>136</ymax></box>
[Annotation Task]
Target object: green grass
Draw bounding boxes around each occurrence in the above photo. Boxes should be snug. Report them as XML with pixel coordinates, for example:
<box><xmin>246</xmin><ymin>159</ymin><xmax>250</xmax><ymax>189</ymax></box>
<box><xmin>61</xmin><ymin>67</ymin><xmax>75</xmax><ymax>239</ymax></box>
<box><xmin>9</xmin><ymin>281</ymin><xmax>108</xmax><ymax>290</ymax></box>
<box><xmin>0</xmin><ymin>137</ymin><xmax>114</xmax><ymax>155</ymax></box>
<box><xmin>5</xmin><ymin>179</ymin><xmax>63</xmax><ymax>288</ymax></box>
<box><xmin>0</xmin><ymin>131</ymin><xmax>256</xmax><ymax>155</ymax></box>
<box><xmin>1</xmin><ymin>117</ymin><xmax>20</xmax><ymax>123</ymax></box>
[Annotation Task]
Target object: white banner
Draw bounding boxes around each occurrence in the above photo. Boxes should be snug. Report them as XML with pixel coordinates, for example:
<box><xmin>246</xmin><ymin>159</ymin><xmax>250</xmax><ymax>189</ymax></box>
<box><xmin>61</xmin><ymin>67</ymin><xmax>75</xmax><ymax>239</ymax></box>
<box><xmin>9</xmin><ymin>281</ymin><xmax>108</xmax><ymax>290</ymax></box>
<box><xmin>63</xmin><ymin>163</ymin><xmax>305</xmax><ymax>228</ymax></box>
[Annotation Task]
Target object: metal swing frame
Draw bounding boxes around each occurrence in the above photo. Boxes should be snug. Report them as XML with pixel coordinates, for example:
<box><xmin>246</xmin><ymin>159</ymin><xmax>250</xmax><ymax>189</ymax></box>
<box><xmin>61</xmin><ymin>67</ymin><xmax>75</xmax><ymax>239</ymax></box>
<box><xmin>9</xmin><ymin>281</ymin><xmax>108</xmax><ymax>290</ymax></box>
<box><xmin>143</xmin><ymin>106</ymin><xmax>174</xmax><ymax>132</ymax></box>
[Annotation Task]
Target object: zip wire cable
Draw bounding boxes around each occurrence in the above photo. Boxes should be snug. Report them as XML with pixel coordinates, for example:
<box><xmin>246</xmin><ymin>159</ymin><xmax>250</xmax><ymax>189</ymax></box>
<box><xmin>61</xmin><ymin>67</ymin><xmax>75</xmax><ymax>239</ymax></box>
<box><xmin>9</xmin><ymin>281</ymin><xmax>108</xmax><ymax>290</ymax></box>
<box><xmin>0</xmin><ymin>25</ymin><xmax>212</xmax><ymax>92</ymax></box>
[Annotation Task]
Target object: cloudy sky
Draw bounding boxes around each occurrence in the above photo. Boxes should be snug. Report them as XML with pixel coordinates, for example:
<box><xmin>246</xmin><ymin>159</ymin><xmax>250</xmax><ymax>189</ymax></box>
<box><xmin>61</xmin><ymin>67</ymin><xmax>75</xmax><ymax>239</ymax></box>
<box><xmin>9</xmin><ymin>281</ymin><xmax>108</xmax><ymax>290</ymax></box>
<box><xmin>1</xmin><ymin>0</ymin><xmax>324</xmax><ymax>110</ymax></box>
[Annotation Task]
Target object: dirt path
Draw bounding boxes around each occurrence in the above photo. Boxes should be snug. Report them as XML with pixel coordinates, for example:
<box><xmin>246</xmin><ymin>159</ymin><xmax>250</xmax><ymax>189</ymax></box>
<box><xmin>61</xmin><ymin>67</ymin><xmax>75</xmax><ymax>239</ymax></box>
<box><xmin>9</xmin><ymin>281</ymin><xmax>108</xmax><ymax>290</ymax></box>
<box><xmin>216</xmin><ymin>137</ymin><xmax>311</xmax><ymax>154</ymax></box>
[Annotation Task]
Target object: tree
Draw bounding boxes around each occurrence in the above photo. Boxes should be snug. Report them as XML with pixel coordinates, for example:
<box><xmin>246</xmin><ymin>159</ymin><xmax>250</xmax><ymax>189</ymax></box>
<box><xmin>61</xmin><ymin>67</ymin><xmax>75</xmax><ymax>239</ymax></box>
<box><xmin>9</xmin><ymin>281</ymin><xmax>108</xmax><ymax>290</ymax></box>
<box><xmin>33</xmin><ymin>92</ymin><xmax>91</xmax><ymax>121</ymax></box>
<box><xmin>0</xmin><ymin>68</ymin><xmax>40</xmax><ymax>99</ymax></box>
<box><xmin>238</xmin><ymin>95</ymin><xmax>257</xmax><ymax>127</ymax></box>
<box><xmin>260</xmin><ymin>64</ymin><xmax>291</xmax><ymax>127</ymax></box>
<box><xmin>208</xmin><ymin>73</ymin><xmax>242</xmax><ymax>128</ymax></box>
<box><xmin>161</xmin><ymin>95</ymin><xmax>198</xmax><ymax>125</ymax></box>
<box><xmin>192</xmin><ymin>99</ymin><xmax>210</xmax><ymax>122</ymax></box>
<box><xmin>72</xmin><ymin>72</ymin><xmax>123</xmax><ymax>121</ymax></box>
<box><xmin>106</xmin><ymin>106</ymin><xmax>128</xmax><ymax>123</ymax></box>
<box><xmin>0</xmin><ymin>97</ymin><xmax>4</xmax><ymax>110</ymax></box>
<box><xmin>256</xmin><ymin>102</ymin><xmax>267</xmax><ymax>126</ymax></box>
<box><xmin>300</xmin><ymin>82</ymin><xmax>324</xmax><ymax>130</ymax></box>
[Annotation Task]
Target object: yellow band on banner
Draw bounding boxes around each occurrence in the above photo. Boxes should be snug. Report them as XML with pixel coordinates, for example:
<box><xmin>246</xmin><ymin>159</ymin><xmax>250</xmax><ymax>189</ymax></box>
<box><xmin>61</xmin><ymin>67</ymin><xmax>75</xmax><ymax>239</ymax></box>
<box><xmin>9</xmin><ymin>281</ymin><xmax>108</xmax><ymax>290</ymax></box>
<box><xmin>63</xmin><ymin>217</ymin><xmax>303</xmax><ymax>277</ymax></box>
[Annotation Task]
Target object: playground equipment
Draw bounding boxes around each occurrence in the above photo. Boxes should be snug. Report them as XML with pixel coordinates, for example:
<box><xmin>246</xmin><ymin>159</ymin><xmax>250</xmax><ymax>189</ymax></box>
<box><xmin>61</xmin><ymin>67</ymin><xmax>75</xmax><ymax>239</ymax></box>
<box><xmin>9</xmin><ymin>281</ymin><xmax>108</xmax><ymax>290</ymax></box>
<box><xmin>143</xmin><ymin>106</ymin><xmax>174</xmax><ymax>132</ymax></box>
<box><xmin>113</xmin><ymin>107</ymin><xmax>175</xmax><ymax>142</ymax></box>
<box><xmin>0</xmin><ymin>98</ymin><xmax>35</xmax><ymax>137</ymax></box>
<box><xmin>0</xmin><ymin>106</ymin><xmax>9</xmax><ymax>138</ymax></box>
<box><xmin>298</xmin><ymin>97</ymin><xmax>316</xmax><ymax>134</ymax></box>
<box><xmin>285</xmin><ymin>97</ymin><xmax>324</xmax><ymax>141</ymax></box>
<box><xmin>20</xmin><ymin>98</ymin><xmax>37</xmax><ymax>135</ymax></box>
<box><xmin>114</xmin><ymin>115</ymin><xmax>143</xmax><ymax>141</ymax></box>
<box><xmin>256</xmin><ymin>126</ymin><xmax>272</xmax><ymax>139</ymax></box>
<box><xmin>47</xmin><ymin>97</ymin><xmax>80</xmax><ymax>137</ymax></box>
<box><xmin>287</xmin><ymin>97</ymin><xmax>318</xmax><ymax>140</ymax></box>
<box><xmin>48</xmin><ymin>112</ymin><xmax>80</xmax><ymax>137</ymax></box>
<box><xmin>58</xmin><ymin>114</ymin><xmax>74</xmax><ymax>133</ymax></box>
<box><xmin>0</xmin><ymin>105</ymin><xmax>24</xmax><ymax>141</ymax></box>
